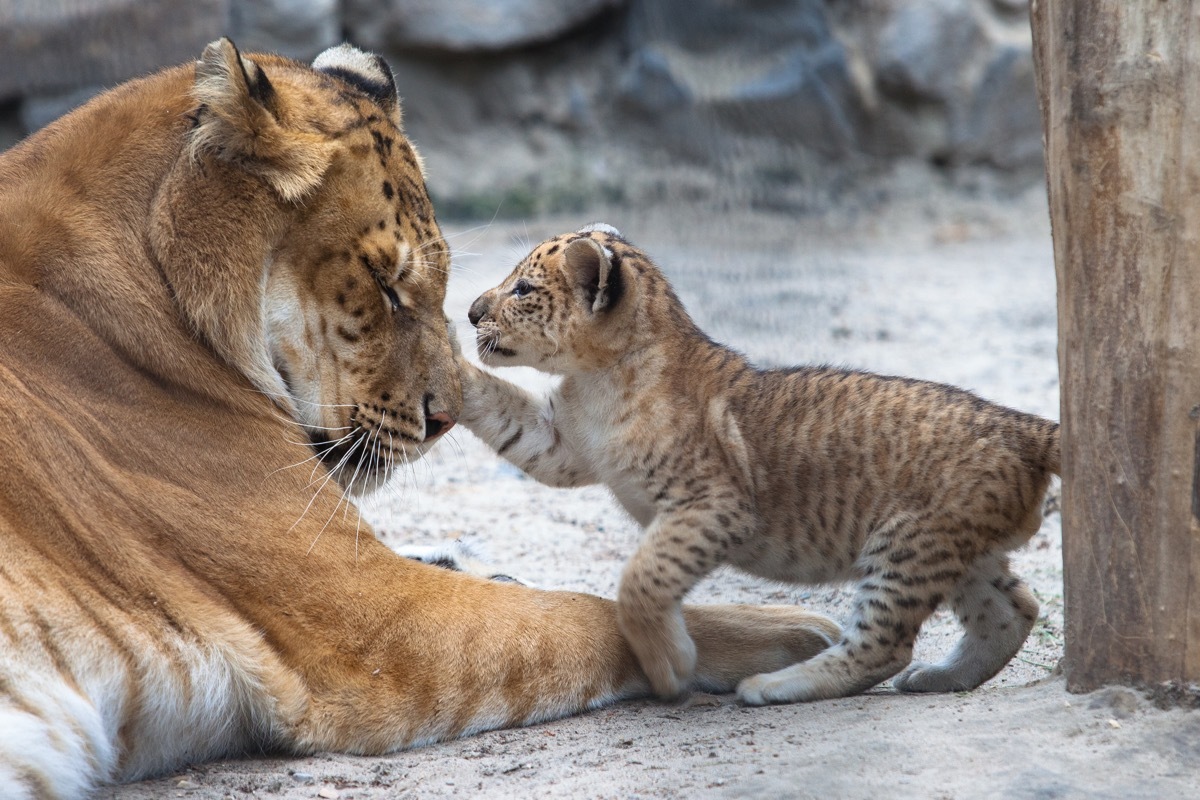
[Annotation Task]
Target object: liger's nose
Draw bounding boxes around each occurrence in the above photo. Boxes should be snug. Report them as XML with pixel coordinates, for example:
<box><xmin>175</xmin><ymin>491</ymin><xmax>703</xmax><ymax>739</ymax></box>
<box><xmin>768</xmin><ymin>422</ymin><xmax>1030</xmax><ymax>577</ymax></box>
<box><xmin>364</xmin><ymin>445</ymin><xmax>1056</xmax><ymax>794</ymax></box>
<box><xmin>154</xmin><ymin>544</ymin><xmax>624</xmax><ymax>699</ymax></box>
<box><xmin>468</xmin><ymin>295</ymin><xmax>489</xmax><ymax>326</ymax></box>
<box><xmin>424</xmin><ymin>412</ymin><xmax>455</xmax><ymax>441</ymax></box>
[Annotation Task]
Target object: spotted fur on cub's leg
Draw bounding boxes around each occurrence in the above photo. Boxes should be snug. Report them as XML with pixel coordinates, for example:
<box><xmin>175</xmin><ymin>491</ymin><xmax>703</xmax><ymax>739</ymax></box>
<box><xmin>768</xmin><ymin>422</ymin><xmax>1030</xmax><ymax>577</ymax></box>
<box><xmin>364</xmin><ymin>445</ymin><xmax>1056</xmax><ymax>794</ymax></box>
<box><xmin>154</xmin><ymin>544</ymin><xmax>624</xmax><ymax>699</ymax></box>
<box><xmin>891</xmin><ymin>553</ymin><xmax>1039</xmax><ymax>693</ymax></box>
<box><xmin>457</xmin><ymin>224</ymin><xmax>1059</xmax><ymax>703</ymax></box>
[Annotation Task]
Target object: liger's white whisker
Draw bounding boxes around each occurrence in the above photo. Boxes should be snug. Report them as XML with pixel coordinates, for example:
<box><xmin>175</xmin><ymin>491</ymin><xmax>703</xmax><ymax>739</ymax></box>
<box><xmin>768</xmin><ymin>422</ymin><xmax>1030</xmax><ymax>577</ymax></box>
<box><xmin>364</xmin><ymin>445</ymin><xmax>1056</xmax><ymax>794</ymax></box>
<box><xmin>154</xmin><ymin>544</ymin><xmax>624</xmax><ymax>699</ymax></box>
<box><xmin>249</xmin><ymin>388</ymin><xmax>356</xmax><ymax>409</ymax></box>
<box><xmin>304</xmin><ymin>434</ymin><xmax>366</xmax><ymax>553</ymax></box>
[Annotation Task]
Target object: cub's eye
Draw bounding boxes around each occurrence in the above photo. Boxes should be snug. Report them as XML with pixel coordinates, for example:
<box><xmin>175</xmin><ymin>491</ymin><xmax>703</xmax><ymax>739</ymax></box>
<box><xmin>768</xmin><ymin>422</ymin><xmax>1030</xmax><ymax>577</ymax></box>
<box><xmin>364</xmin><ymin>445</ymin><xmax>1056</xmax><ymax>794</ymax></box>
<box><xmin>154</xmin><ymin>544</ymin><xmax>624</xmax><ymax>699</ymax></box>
<box><xmin>513</xmin><ymin>279</ymin><xmax>533</xmax><ymax>298</ymax></box>
<box><xmin>379</xmin><ymin>282</ymin><xmax>401</xmax><ymax>312</ymax></box>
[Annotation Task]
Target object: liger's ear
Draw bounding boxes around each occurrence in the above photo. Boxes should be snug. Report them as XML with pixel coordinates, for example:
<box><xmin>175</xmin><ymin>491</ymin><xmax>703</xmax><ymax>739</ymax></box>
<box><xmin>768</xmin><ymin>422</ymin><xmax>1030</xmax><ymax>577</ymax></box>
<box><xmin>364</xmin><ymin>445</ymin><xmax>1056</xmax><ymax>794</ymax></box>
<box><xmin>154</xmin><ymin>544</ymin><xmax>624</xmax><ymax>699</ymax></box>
<box><xmin>190</xmin><ymin>38</ymin><xmax>336</xmax><ymax>202</ymax></box>
<box><xmin>564</xmin><ymin>237</ymin><xmax>624</xmax><ymax>313</ymax></box>
<box><xmin>313</xmin><ymin>43</ymin><xmax>402</xmax><ymax>127</ymax></box>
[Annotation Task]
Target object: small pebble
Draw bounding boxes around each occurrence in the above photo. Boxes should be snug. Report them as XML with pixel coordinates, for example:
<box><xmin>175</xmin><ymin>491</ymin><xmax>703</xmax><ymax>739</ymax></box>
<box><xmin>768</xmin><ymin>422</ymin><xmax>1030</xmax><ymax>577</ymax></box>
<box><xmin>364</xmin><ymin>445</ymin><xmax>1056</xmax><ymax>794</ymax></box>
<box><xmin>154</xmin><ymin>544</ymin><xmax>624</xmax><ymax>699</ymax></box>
<box><xmin>292</xmin><ymin>771</ymin><xmax>315</xmax><ymax>782</ymax></box>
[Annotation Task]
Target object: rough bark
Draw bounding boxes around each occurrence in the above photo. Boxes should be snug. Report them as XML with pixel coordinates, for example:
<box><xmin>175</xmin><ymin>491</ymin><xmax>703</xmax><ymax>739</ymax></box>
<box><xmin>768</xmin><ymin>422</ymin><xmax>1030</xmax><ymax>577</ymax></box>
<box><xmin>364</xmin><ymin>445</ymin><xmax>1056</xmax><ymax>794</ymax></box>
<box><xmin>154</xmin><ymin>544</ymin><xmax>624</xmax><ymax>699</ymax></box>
<box><xmin>1031</xmin><ymin>0</ymin><xmax>1200</xmax><ymax>691</ymax></box>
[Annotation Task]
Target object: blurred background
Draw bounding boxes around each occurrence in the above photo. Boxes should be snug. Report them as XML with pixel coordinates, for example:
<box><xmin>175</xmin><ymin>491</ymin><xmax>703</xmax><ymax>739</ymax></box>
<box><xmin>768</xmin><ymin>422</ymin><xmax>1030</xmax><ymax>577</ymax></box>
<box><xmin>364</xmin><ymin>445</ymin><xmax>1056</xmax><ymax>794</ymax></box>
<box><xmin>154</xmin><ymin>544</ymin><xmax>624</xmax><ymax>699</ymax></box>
<box><xmin>0</xmin><ymin>0</ymin><xmax>1043</xmax><ymax>220</ymax></box>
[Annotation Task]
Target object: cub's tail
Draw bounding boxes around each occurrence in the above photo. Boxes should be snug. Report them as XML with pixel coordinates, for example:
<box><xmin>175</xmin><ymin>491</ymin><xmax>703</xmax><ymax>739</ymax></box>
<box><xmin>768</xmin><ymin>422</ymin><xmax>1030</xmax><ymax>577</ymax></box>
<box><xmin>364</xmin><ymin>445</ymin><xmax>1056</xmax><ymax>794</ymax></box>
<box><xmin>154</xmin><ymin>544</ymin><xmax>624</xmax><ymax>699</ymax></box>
<box><xmin>1045</xmin><ymin>420</ymin><xmax>1061</xmax><ymax>476</ymax></box>
<box><xmin>1039</xmin><ymin>420</ymin><xmax>1062</xmax><ymax>518</ymax></box>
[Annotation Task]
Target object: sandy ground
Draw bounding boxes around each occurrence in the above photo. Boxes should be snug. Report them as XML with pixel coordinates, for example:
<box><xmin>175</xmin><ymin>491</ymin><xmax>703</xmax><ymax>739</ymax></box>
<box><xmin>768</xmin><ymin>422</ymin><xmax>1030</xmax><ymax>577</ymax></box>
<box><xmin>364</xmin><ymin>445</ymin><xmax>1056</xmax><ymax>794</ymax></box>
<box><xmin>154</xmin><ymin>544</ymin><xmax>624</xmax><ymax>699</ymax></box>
<box><xmin>108</xmin><ymin>186</ymin><xmax>1200</xmax><ymax>799</ymax></box>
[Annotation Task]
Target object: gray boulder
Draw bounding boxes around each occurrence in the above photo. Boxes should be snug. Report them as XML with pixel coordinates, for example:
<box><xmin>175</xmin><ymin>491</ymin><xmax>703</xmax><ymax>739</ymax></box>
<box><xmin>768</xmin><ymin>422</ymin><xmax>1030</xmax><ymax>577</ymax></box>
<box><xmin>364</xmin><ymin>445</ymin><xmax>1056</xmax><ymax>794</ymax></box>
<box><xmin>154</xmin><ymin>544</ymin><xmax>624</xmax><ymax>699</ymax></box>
<box><xmin>229</xmin><ymin>0</ymin><xmax>340</xmax><ymax>61</ymax></box>
<box><xmin>710</xmin><ymin>40</ymin><xmax>860</xmax><ymax>155</ymax></box>
<box><xmin>344</xmin><ymin>0</ymin><xmax>625</xmax><ymax>53</ymax></box>
<box><xmin>19</xmin><ymin>85</ymin><xmax>104</xmax><ymax>132</ymax></box>
<box><xmin>0</xmin><ymin>0</ymin><xmax>227</xmax><ymax>100</ymax></box>
<box><xmin>873</xmin><ymin>0</ymin><xmax>986</xmax><ymax>105</ymax></box>
<box><xmin>620</xmin><ymin>0</ymin><xmax>862</xmax><ymax>154</ymax></box>
<box><xmin>953</xmin><ymin>44</ymin><xmax>1043</xmax><ymax>169</ymax></box>
<box><xmin>616</xmin><ymin>49</ymin><xmax>692</xmax><ymax>114</ymax></box>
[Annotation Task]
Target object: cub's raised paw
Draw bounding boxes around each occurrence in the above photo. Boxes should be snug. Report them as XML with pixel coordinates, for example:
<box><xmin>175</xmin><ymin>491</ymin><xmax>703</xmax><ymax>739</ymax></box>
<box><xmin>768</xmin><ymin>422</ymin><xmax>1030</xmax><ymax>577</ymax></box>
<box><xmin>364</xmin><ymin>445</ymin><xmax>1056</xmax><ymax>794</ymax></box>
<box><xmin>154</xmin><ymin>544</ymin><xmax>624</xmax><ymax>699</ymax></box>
<box><xmin>395</xmin><ymin>540</ymin><xmax>533</xmax><ymax>587</ymax></box>
<box><xmin>617</xmin><ymin>605</ymin><xmax>697</xmax><ymax>699</ymax></box>
<box><xmin>445</xmin><ymin>316</ymin><xmax>464</xmax><ymax>357</ymax></box>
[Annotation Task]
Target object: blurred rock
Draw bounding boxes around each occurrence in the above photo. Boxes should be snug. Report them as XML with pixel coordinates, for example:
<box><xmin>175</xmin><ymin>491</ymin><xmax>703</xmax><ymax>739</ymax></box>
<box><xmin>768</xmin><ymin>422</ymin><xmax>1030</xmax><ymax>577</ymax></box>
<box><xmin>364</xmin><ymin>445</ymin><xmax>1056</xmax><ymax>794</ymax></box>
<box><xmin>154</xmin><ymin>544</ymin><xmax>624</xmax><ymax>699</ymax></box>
<box><xmin>345</xmin><ymin>0</ymin><xmax>625</xmax><ymax>53</ymax></box>
<box><xmin>0</xmin><ymin>0</ymin><xmax>1048</xmax><ymax>214</ymax></box>
<box><xmin>19</xmin><ymin>85</ymin><xmax>104</xmax><ymax>132</ymax></box>
<box><xmin>953</xmin><ymin>45</ymin><xmax>1043</xmax><ymax>169</ymax></box>
<box><xmin>629</xmin><ymin>0</ymin><xmax>831</xmax><ymax>53</ymax></box>
<box><xmin>229</xmin><ymin>0</ymin><xmax>339</xmax><ymax>61</ymax></box>
<box><xmin>616</xmin><ymin>49</ymin><xmax>691</xmax><ymax>114</ymax></box>
<box><xmin>710</xmin><ymin>41</ymin><xmax>860</xmax><ymax>155</ymax></box>
<box><xmin>622</xmin><ymin>0</ymin><xmax>862</xmax><ymax>155</ymax></box>
<box><xmin>0</xmin><ymin>0</ymin><xmax>228</xmax><ymax>100</ymax></box>
<box><xmin>873</xmin><ymin>0</ymin><xmax>986</xmax><ymax>105</ymax></box>
<box><xmin>992</xmin><ymin>0</ymin><xmax>1029</xmax><ymax>13</ymax></box>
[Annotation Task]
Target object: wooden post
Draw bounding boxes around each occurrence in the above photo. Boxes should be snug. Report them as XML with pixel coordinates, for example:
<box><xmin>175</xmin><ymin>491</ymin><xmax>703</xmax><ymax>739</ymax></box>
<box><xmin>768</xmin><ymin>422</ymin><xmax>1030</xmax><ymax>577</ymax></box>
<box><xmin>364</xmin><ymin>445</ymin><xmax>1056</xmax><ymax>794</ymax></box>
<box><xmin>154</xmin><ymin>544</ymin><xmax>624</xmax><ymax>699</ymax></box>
<box><xmin>1031</xmin><ymin>1</ymin><xmax>1200</xmax><ymax>692</ymax></box>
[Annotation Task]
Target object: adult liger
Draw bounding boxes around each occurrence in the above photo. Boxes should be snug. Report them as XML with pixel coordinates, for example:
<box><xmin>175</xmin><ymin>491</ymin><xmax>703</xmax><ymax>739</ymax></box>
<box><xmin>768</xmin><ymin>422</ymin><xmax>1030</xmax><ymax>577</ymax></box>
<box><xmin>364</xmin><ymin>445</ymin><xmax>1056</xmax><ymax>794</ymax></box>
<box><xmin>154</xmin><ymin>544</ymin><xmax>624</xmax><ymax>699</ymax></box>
<box><xmin>0</xmin><ymin>42</ymin><xmax>837</xmax><ymax>798</ymax></box>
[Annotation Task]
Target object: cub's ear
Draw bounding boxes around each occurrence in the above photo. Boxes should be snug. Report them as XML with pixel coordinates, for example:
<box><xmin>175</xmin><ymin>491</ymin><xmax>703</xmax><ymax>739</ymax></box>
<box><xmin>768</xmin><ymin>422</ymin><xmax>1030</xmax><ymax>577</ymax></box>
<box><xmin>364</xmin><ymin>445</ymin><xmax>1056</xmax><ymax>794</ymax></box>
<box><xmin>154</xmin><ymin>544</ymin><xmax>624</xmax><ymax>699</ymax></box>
<box><xmin>190</xmin><ymin>38</ymin><xmax>336</xmax><ymax>202</ymax></box>
<box><xmin>564</xmin><ymin>237</ymin><xmax>624</xmax><ymax>313</ymax></box>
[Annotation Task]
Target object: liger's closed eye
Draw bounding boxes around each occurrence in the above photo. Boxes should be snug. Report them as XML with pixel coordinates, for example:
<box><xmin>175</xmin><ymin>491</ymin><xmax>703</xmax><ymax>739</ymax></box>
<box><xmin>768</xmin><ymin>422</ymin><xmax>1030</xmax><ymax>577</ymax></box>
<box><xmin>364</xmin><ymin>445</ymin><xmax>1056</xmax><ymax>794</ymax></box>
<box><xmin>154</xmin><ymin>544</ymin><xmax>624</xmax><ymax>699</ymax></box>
<box><xmin>378</xmin><ymin>279</ymin><xmax>401</xmax><ymax>312</ymax></box>
<box><xmin>513</xmin><ymin>279</ymin><xmax>533</xmax><ymax>298</ymax></box>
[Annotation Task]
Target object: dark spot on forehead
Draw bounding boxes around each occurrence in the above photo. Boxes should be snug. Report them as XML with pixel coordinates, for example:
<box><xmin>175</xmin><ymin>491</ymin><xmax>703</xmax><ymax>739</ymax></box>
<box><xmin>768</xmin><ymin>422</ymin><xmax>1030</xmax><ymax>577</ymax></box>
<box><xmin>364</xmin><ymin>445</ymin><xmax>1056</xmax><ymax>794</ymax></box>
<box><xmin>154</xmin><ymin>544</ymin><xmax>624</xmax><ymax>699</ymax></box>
<box><xmin>546</xmin><ymin>243</ymin><xmax>560</xmax><ymax>255</ymax></box>
<box><xmin>371</xmin><ymin>130</ymin><xmax>394</xmax><ymax>158</ymax></box>
<box><xmin>382</xmin><ymin>180</ymin><xmax>394</xmax><ymax>200</ymax></box>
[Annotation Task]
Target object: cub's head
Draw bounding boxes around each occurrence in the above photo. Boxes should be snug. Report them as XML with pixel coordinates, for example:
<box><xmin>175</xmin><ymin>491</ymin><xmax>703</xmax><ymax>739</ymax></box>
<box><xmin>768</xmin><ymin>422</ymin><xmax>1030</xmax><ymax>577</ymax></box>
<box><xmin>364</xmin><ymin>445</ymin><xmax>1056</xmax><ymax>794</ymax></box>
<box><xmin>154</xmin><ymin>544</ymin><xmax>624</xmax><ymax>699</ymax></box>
<box><xmin>468</xmin><ymin>224</ymin><xmax>644</xmax><ymax>374</ymax></box>
<box><xmin>156</xmin><ymin>40</ymin><xmax>459</xmax><ymax>494</ymax></box>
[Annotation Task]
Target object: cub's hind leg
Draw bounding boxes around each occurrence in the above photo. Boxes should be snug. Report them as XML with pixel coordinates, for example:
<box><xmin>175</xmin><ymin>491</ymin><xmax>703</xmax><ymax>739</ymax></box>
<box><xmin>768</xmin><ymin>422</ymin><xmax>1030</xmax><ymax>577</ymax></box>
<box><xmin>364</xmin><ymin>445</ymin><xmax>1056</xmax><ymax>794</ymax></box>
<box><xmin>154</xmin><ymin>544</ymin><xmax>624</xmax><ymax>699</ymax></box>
<box><xmin>738</xmin><ymin>522</ymin><xmax>965</xmax><ymax>704</ymax></box>
<box><xmin>893</xmin><ymin>551</ymin><xmax>1038</xmax><ymax>693</ymax></box>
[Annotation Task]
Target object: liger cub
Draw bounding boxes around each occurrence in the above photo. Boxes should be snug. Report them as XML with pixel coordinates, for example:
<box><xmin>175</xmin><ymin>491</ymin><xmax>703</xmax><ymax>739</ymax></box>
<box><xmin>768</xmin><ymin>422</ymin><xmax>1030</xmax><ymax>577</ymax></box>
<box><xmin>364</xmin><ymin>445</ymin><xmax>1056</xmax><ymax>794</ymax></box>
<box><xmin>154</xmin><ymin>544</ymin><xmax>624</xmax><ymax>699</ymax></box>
<box><xmin>456</xmin><ymin>224</ymin><xmax>1060</xmax><ymax>705</ymax></box>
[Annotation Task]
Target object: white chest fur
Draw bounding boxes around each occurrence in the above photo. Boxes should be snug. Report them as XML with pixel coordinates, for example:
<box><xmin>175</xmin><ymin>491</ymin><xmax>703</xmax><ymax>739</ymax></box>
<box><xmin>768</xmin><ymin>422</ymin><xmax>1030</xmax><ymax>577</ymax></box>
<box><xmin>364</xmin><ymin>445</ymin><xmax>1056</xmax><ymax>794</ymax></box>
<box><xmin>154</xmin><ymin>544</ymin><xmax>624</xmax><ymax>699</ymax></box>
<box><xmin>557</xmin><ymin>374</ymin><xmax>659</xmax><ymax>526</ymax></box>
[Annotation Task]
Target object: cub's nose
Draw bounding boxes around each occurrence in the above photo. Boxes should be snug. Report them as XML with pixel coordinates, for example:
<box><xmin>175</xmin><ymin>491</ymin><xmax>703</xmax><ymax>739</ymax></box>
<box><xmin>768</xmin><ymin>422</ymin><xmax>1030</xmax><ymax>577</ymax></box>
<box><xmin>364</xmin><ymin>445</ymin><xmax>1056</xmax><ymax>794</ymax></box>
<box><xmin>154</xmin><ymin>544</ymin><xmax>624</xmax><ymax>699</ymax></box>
<box><xmin>468</xmin><ymin>294</ymin><xmax>491</xmax><ymax>326</ymax></box>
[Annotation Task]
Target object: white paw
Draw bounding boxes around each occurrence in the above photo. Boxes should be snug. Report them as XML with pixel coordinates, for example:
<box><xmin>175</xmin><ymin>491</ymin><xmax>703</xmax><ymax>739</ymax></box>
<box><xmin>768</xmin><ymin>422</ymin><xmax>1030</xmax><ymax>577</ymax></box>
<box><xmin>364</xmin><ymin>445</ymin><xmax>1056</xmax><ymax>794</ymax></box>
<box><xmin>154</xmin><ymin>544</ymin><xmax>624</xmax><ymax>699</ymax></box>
<box><xmin>735</xmin><ymin>663</ymin><xmax>834</xmax><ymax>705</ymax></box>
<box><xmin>736</xmin><ymin>673</ymin><xmax>773</xmax><ymax>706</ymax></box>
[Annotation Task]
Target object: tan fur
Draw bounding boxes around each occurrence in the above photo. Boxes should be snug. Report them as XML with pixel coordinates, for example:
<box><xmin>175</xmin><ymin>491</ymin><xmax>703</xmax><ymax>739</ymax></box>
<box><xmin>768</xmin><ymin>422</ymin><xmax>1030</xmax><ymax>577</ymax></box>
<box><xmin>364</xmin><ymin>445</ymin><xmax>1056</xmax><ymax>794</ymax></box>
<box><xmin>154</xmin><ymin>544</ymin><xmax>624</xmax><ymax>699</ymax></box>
<box><xmin>0</xmin><ymin>43</ymin><xmax>838</xmax><ymax>797</ymax></box>
<box><xmin>459</xmin><ymin>226</ymin><xmax>1061</xmax><ymax>704</ymax></box>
